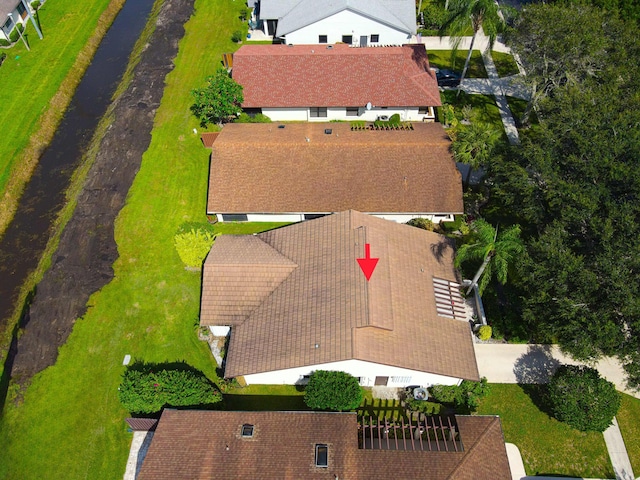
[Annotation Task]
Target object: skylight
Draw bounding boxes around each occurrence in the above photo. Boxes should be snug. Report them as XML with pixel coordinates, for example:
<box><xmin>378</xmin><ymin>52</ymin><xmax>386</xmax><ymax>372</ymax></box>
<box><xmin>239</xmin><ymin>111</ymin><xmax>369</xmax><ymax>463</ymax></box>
<box><xmin>315</xmin><ymin>444</ymin><xmax>328</xmax><ymax>467</ymax></box>
<box><xmin>241</xmin><ymin>424</ymin><xmax>254</xmax><ymax>437</ymax></box>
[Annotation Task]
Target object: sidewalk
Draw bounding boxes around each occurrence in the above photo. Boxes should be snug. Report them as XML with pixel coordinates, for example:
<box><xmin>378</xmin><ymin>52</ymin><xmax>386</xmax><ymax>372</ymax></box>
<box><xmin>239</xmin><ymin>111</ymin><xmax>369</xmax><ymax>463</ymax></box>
<box><xmin>474</xmin><ymin>343</ymin><xmax>638</xmax><ymax>480</ymax></box>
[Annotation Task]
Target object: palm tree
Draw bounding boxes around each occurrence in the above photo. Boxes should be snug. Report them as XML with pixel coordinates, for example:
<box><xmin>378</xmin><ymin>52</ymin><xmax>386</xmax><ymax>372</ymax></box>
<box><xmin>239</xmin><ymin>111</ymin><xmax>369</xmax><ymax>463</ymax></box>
<box><xmin>455</xmin><ymin>218</ymin><xmax>523</xmax><ymax>295</ymax></box>
<box><xmin>440</xmin><ymin>0</ymin><xmax>505</xmax><ymax>88</ymax></box>
<box><xmin>451</xmin><ymin>121</ymin><xmax>501</xmax><ymax>187</ymax></box>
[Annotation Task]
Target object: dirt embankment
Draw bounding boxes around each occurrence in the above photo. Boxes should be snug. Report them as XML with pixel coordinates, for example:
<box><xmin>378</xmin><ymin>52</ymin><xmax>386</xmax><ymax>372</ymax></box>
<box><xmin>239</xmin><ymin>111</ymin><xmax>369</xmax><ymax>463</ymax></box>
<box><xmin>9</xmin><ymin>0</ymin><xmax>194</xmax><ymax>381</ymax></box>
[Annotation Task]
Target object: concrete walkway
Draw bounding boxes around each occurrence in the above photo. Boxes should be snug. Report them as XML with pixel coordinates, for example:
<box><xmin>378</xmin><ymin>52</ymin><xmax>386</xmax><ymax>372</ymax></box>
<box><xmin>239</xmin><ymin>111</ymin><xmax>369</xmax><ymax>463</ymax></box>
<box><xmin>474</xmin><ymin>343</ymin><xmax>638</xmax><ymax>480</ymax></box>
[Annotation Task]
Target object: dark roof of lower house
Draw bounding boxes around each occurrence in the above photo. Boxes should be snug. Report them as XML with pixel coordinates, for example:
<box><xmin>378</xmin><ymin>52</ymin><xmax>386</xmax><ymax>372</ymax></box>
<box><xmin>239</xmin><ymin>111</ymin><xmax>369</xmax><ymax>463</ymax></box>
<box><xmin>201</xmin><ymin>211</ymin><xmax>479</xmax><ymax>381</ymax></box>
<box><xmin>233</xmin><ymin>44</ymin><xmax>438</xmax><ymax>109</ymax></box>
<box><xmin>206</xmin><ymin>122</ymin><xmax>463</xmax><ymax>216</ymax></box>
<box><xmin>137</xmin><ymin>410</ymin><xmax>513</xmax><ymax>480</ymax></box>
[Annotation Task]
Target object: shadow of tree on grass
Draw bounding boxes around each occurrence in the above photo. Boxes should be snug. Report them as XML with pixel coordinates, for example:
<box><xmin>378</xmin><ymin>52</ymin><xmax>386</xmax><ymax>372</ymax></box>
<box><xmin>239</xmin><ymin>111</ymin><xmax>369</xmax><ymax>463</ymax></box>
<box><xmin>513</xmin><ymin>345</ymin><xmax>561</xmax><ymax>418</ymax></box>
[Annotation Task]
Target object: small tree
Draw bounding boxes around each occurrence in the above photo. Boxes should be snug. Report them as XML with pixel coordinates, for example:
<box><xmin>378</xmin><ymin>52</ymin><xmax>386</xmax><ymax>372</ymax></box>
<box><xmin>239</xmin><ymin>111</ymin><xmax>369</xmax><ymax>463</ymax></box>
<box><xmin>429</xmin><ymin>378</ymin><xmax>489</xmax><ymax>412</ymax></box>
<box><xmin>548</xmin><ymin>365</ymin><xmax>620</xmax><ymax>432</ymax></box>
<box><xmin>190</xmin><ymin>68</ymin><xmax>244</xmax><ymax>127</ymax></box>
<box><xmin>119</xmin><ymin>364</ymin><xmax>222</xmax><ymax>414</ymax></box>
<box><xmin>174</xmin><ymin>228</ymin><xmax>217</xmax><ymax>269</ymax></box>
<box><xmin>304</xmin><ymin>370</ymin><xmax>363</xmax><ymax>411</ymax></box>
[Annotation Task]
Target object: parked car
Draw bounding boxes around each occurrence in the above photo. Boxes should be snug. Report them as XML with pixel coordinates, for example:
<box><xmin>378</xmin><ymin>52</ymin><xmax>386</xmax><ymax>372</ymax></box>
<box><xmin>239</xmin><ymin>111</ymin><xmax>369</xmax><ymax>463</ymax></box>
<box><xmin>434</xmin><ymin>68</ymin><xmax>461</xmax><ymax>87</ymax></box>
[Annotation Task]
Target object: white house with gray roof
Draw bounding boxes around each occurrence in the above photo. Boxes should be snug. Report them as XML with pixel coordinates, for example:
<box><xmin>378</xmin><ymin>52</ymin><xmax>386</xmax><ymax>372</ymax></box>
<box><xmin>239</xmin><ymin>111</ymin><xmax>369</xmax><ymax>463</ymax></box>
<box><xmin>0</xmin><ymin>0</ymin><xmax>42</xmax><ymax>43</ymax></box>
<box><xmin>253</xmin><ymin>0</ymin><xmax>416</xmax><ymax>46</ymax></box>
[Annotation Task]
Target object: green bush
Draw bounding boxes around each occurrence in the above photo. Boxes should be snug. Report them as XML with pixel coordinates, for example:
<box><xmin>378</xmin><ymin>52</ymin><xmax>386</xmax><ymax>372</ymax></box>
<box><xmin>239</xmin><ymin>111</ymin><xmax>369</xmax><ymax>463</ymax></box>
<box><xmin>174</xmin><ymin>228</ymin><xmax>217</xmax><ymax>269</ymax></box>
<box><xmin>231</xmin><ymin>30</ymin><xmax>243</xmax><ymax>43</ymax></box>
<box><xmin>235</xmin><ymin>112</ymin><xmax>272</xmax><ymax>123</ymax></box>
<box><xmin>0</xmin><ymin>52</ymin><xmax>6</xmax><ymax>66</ymax></box>
<box><xmin>477</xmin><ymin>325</ymin><xmax>492</xmax><ymax>341</ymax></box>
<box><xmin>407</xmin><ymin>217</ymin><xmax>435</xmax><ymax>231</ymax></box>
<box><xmin>0</xmin><ymin>39</ymin><xmax>10</xmax><ymax>47</ymax></box>
<box><xmin>239</xmin><ymin>6</ymin><xmax>252</xmax><ymax>21</ymax></box>
<box><xmin>31</xmin><ymin>0</ymin><xmax>41</xmax><ymax>9</ymax></box>
<box><xmin>429</xmin><ymin>378</ymin><xmax>489</xmax><ymax>412</ymax></box>
<box><xmin>304</xmin><ymin>370</ymin><xmax>363</xmax><ymax>411</ymax></box>
<box><xmin>9</xmin><ymin>24</ymin><xmax>24</xmax><ymax>43</ymax></box>
<box><xmin>389</xmin><ymin>113</ymin><xmax>401</xmax><ymax>125</ymax></box>
<box><xmin>548</xmin><ymin>365</ymin><xmax>620</xmax><ymax>432</ymax></box>
<box><xmin>405</xmin><ymin>397</ymin><xmax>441</xmax><ymax>415</ymax></box>
<box><xmin>119</xmin><ymin>364</ymin><xmax>222</xmax><ymax>414</ymax></box>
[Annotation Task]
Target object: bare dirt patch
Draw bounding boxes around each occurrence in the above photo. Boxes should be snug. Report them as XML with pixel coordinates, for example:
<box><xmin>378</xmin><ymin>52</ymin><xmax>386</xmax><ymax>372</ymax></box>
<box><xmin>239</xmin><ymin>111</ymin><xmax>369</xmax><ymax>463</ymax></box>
<box><xmin>9</xmin><ymin>0</ymin><xmax>194</xmax><ymax>382</ymax></box>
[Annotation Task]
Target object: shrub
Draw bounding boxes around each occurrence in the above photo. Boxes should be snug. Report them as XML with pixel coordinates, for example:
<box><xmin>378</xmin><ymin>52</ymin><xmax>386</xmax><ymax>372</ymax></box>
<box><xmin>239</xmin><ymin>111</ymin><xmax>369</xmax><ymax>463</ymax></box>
<box><xmin>119</xmin><ymin>364</ymin><xmax>222</xmax><ymax>414</ymax></box>
<box><xmin>405</xmin><ymin>397</ymin><xmax>441</xmax><ymax>415</ymax></box>
<box><xmin>389</xmin><ymin>113</ymin><xmax>401</xmax><ymax>125</ymax></box>
<box><xmin>235</xmin><ymin>112</ymin><xmax>272</xmax><ymax>123</ymax></box>
<box><xmin>9</xmin><ymin>24</ymin><xmax>24</xmax><ymax>43</ymax></box>
<box><xmin>191</xmin><ymin>67</ymin><xmax>244</xmax><ymax>126</ymax></box>
<box><xmin>477</xmin><ymin>325</ymin><xmax>492</xmax><ymax>341</ymax></box>
<box><xmin>407</xmin><ymin>217</ymin><xmax>435</xmax><ymax>231</ymax></box>
<box><xmin>0</xmin><ymin>39</ymin><xmax>10</xmax><ymax>47</ymax></box>
<box><xmin>174</xmin><ymin>228</ymin><xmax>217</xmax><ymax>269</ymax></box>
<box><xmin>231</xmin><ymin>30</ymin><xmax>243</xmax><ymax>43</ymax></box>
<box><xmin>548</xmin><ymin>365</ymin><xmax>620</xmax><ymax>432</ymax></box>
<box><xmin>239</xmin><ymin>6</ymin><xmax>252</xmax><ymax>21</ymax></box>
<box><xmin>0</xmin><ymin>53</ymin><xmax>6</xmax><ymax>66</ymax></box>
<box><xmin>304</xmin><ymin>370</ymin><xmax>363</xmax><ymax>411</ymax></box>
<box><xmin>429</xmin><ymin>378</ymin><xmax>489</xmax><ymax>412</ymax></box>
<box><xmin>31</xmin><ymin>0</ymin><xmax>41</xmax><ymax>9</ymax></box>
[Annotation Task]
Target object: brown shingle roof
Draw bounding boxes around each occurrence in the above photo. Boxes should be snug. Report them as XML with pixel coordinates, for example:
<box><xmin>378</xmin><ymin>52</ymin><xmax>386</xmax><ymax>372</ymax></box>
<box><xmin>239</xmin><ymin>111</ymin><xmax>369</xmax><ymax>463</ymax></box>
<box><xmin>232</xmin><ymin>44</ymin><xmax>440</xmax><ymax>108</ymax></box>
<box><xmin>201</xmin><ymin>211</ymin><xmax>479</xmax><ymax>381</ymax></box>
<box><xmin>137</xmin><ymin>410</ymin><xmax>512</xmax><ymax>480</ymax></box>
<box><xmin>206</xmin><ymin>122</ymin><xmax>463</xmax><ymax>216</ymax></box>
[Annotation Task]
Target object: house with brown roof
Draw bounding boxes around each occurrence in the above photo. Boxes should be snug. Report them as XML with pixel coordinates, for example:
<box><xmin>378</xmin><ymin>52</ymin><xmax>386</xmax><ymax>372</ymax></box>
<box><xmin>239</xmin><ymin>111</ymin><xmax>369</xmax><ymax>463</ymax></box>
<box><xmin>233</xmin><ymin>43</ymin><xmax>440</xmax><ymax>122</ymax></box>
<box><xmin>254</xmin><ymin>0</ymin><xmax>416</xmax><ymax>46</ymax></box>
<box><xmin>136</xmin><ymin>410</ymin><xmax>513</xmax><ymax>479</ymax></box>
<box><xmin>206</xmin><ymin>122</ymin><xmax>463</xmax><ymax>224</ymax></box>
<box><xmin>200</xmin><ymin>211</ymin><xmax>478</xmax><ymax>388</ymax></box>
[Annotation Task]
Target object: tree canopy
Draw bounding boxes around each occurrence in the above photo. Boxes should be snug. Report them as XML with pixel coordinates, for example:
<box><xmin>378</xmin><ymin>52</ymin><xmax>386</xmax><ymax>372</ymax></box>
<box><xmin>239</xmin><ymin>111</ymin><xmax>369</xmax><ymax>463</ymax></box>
<box><xmin>190</xmin><ymin>67</ymin><xmax>244</xmax><ymax>127</ymax></box>
<box><xmin>482</xmin><ymin>3</ymin><xmax>640</xmax><ymax>387</ymax></box>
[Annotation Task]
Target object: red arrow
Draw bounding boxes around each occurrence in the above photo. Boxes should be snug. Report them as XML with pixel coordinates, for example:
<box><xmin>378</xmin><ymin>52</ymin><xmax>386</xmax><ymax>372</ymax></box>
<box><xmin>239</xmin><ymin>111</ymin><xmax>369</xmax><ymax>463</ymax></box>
<box><xmin>357</xmin><ymin>243</ymin><xmax>379</xmax><ymax>281</ymax></box>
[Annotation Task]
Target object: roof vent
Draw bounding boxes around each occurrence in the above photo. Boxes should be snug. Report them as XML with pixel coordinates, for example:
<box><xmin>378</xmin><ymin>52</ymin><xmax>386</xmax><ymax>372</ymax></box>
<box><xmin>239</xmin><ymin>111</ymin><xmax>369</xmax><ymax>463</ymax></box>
<box><xmin>241</xmin><ymin>424</ymin><xmax>254</xmax><ymax>437</ymax></box>
<box><xmin>326</xmin><ymin>45</ymin><xmax>333</xmax><ymax>49</ymax></box>
<box><xmin>287</xmin><ymin>43</ymin><xmax>294</xmax><ymax>47</ymax></box>
<box><xmin>324</xmin><ymin>129</ymin><xmax>332</xmax><ymax>135</ymax></box>
<box><xmin>278</xmin><ymin>125</ymin><xmax>285</xmax><ymax>129</ymax></box>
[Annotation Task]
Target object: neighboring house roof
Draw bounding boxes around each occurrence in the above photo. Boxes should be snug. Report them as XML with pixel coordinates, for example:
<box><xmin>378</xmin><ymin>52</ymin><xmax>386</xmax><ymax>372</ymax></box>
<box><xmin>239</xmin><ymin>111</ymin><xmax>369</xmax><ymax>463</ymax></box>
<box><xmin>233</xmin><ymin>44</ymin><xmax>440</xmax><ymax>109</ymax></box>
<box><xmin>137</xmin><ymin>410</ymin><xmax>513</xmax><ymax>480</ymax></box>
<box><xmin>206</xmin><ymin>122</ymin><xmax>462</xmax><ymax>216</ymax></box>
<box><xmin>0</xmin><ymin>0</ymin><xmax>20</xmax><ymax>20</ymax></box>
<box><xmin>201</xmin><ymin>211</ymin><xmax>479</xmax><ymax>381</ymax></box>
<box><xmin>260</xmin><ymin>0</ymin><xmax>416</xmax><ymax>37</ymax></box>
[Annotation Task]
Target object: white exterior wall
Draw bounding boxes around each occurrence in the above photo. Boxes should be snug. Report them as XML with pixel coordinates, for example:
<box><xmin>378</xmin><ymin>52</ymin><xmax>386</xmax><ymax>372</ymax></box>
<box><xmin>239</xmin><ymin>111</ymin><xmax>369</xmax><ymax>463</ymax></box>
<box><xmin>209</xmin><ymin>326</ymin><xmax>231</xmax><ymax>336</ymax></box>
<box><xmin>243</xmin><ymin>359</ymin><xmax>462</xmax><ymax>387</ymax></box>
<box><xmin>283</xmin><ymin>10</ymin><xmax>411</xmax><ymax>46</ymax></box>
<box><xmin>215</xmin><ymin>213</ymin><xmax>455</xmax><ymax>224</ymax></box>
<box><xmin>261</xmin><ymin>107</ymin><xmax>435</xmax><ymax>122</ymax></box>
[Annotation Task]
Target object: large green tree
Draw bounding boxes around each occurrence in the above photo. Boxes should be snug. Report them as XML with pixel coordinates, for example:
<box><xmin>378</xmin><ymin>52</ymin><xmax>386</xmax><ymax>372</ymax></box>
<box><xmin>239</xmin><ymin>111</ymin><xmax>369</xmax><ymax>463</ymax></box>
<box><xmin>440</xmin><ymin>0</ymin><xmax>504</xmax><ymax>86</ymax></box>
<box><xmin>304</xmin><ymin>370</ymin><xmax>363</xmax><ymax>411</ymax></box>
<box><xmin>451</xmin><ymin>121</ymin><xmax>501</xmax><ymax>187</ymax></box>
<box><xmin>455</xmin><ymin>218</ymin><xmax>523</xmax><ymax>295</ymax></box>
<box><xmin>485</xmin><ymin>4</ymin><xmax>640</xmax><ymax>387</ymax></box>
<box><xmin>191</xmin><ymin>67</ymin><xmax>244</xmax><ymax>127</ymax></box>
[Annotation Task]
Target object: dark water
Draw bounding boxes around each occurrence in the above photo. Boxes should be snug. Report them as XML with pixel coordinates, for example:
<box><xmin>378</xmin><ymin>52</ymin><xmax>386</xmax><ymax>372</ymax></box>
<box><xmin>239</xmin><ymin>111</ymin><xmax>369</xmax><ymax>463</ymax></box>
<box><xmin>0</xmin><ymin>0</ymin><xmax>156</xmax><ymax>326</ymax></box>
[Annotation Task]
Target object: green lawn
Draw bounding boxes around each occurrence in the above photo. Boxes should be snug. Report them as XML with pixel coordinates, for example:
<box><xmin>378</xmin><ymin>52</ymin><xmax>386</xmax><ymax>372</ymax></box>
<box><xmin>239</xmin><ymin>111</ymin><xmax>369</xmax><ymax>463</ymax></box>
<box><xmin>617</xmin><ymin>393</ymin><xmax>640</xmax><ymax>474</ymax></box>
<box><xmin>440</xmin><ymin>91</ymin><xmax>504</xmax><ymax>132</ymax></box>
<box><xmin>224</xmin><ymin>384</ymin><xmax>307</xmax><ymax>411</ymax></box>
<box><xmin>477</xmin><ymin>384</ymin><xmax>614</xmax><ymax>478</ymax></box>
<box><xmin>428</xmin><ymin>50</ymin><xmax>487</xmax><ymax>78</ymax></box>
<box><xmin>0</xmin><ymin>0</ymin><xmax>119</xmax><ymax>222</ymax></box>
<box><xmin>0</xmin><ymin>0</ymin><xmax>259</xmax><ymax>478</ymax></box>
<box><xmin>491</xmin><ymin>51</ymin><xmax>520</xmax><ymax>77</ymax></box>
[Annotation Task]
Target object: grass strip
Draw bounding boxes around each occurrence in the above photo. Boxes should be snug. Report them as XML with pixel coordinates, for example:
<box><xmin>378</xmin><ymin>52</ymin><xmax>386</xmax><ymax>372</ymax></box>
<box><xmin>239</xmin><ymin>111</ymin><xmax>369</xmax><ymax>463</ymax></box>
<box><xmin>491</xmin><ymin>51</ymin><xmax>520</xmax><ymax>77</ymax></box>
<box><xmin>617</xmin><ymin>393</ymin><xmax>640</xmax><ymax>474</ymax></box>
<box><xmin>476</xmin><ymin>383</ymin><xmax>614</xmax><ymax>478</ymax></box>
<box><xmin>428</xmin><ymin>50</ymin><xmax>487</xmax><ymax>78</ymax></box>
<box><xmin>0</xmin><ymin>0</ymin><xmax>127</xmax><ymax>237</ymax></box>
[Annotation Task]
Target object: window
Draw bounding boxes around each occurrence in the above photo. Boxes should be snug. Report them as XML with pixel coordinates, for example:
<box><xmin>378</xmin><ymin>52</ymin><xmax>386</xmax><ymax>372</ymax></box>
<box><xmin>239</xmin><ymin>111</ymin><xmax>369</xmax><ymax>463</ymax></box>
<box><xmin>391</xmin><ymin>376</ymin><xmax>412</xmax><ymax>384</ymax></box>
<box><xmin>3</xmin><ymin>18</ymin><xmax>11</xmax><ymax>29</ymax></box>
<box><xmin>342</xmin><ymin>35</ymin><xmax>352</xmax><ymax>44</ymax></box>
<box><xmin>16</xmin><ymin>2</ymin><xmax>26</xmax><ymax>15</ymax></box>
<box><xmin>419</xmin><ymin>106</ymin><xmax>432</xmax><ymax>115</ymax></box>
<box><xmin>370</xmin><ymin>34</ymin><xmax>379</xmax><ymax>43</ymax></box>
<box><xmin>241</xmin><ymin>424</ymin><xmax>254</xmax><ymax>437</ymax></box>
<box><xmin>346</xmin><ymin>107</ymin><xmax>359</xmax><ymax>117</ymax></box>
<box><xmin>318</xmin><ymin>35</ymin><xmax>327</xmax><ymax>43</ymax></box>
<box><xmin>315</xmin><ymin>444</ymin><xmax>328</xmax><ymax>467</ymax></box>
<box><xmin>221</xmin><ymin>214</ymin><xmax>248</xmax><ymax>222</ymax></box>
<box><xmin>309</xmin><ymin>107</ymin><xmax>327</xmax><ymax>118</ymax></box>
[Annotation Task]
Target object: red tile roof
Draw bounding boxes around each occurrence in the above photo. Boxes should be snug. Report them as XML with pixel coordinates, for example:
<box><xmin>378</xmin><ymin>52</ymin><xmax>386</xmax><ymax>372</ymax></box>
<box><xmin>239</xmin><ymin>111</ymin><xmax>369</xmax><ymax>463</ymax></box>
<box><xmin>232</xmin><ymin>44</ymin><xmax>441</xmax><ymax>108</ymax></box>
<box><xmin>137</xmin><ymin>410</ymin><xmax>513</xmax><ymax>480</ymax></box>
<box><xmin>201</xmin><ymin>211</ymin><xmax>479</xmax><ymax>381</ymax></box>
